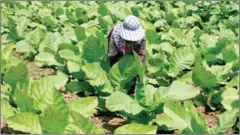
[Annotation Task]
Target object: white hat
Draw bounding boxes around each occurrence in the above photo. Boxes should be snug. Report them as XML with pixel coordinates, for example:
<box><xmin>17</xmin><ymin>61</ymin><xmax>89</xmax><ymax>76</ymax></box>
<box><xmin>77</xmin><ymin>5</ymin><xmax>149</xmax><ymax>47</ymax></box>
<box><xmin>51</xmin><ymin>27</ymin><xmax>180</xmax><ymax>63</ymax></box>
<box><xmin>119</xmin><ymin>15</ymin><xmax>145</xmax><ymax>41</ymax></box>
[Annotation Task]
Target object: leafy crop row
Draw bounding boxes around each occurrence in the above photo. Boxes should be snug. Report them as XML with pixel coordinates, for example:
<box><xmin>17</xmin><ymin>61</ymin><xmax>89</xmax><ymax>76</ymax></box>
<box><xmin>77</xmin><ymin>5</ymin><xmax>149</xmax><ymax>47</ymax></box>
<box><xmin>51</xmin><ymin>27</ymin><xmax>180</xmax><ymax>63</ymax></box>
<box><xmin>1</xmin><ymin>1</ymin><xmax>239</xmax><ymax>134</ymax></box>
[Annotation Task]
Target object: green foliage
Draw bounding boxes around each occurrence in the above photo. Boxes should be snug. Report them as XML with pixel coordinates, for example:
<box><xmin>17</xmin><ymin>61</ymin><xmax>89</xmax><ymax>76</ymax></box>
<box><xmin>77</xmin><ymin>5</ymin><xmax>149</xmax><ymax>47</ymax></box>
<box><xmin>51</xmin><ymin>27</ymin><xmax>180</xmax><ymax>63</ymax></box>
<box><xmin>115</xmin><ymin>123</ymin><xmax>158</xmax><ymax>134</ymax></box>
<box><xmin>1</xmin><ymin>1</ymin><xmax>239</xmax><ymax>134</ymax></box>
<box><xmin>108</xmin><ymin>54</ymin><xmax>141</xmax><ymax>92</ymax></box>
<box><xmin>68</xmin><ymin>97</ymin><xmax>98</xmax><ymax>117</ymax></box>
<box><xmin>3</xmin><ymin>62</ymin><xmax>29</xmax><ymax>89</ymax></box>
<box><xmin>106</xmin><ymin>91</ymin><xmax>144</xmax><ymax>115</ymax></box>
<box><xmin>7</xmin><ymin>112</ymin><xmax>42</xmax><ymax>134</ymax></box>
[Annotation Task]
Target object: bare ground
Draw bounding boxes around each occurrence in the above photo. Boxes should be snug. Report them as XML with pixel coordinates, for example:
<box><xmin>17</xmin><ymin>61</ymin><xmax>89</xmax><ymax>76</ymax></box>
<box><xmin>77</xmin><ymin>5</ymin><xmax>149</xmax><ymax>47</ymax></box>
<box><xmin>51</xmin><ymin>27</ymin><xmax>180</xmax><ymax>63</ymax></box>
<box><xmin>26</xmin><ymin>61</ymin><xmax>55</xmax><ymax>80</ymax></box>
<box><xmin>1</xmin><ymin>116</ymin><xmax>7</xmax><ymax>133</ymax></box>
<box><xmin>197</xmin><ymin>106</ymin><xmax>237</xmax><ymax>134</ymax></box>
<box><xmin>91</xmin><ymin>110</ymin><xmax>128</xmax><ymax>134</ymax></box>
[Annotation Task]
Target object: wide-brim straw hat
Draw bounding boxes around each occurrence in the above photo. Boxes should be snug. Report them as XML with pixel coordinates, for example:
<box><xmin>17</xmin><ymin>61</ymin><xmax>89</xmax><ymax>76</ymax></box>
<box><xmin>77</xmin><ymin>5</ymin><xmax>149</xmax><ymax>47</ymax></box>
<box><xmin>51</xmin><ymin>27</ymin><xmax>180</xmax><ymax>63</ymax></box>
<box><xmin>119</xmin><ymin>15</ymin><xmax>145</xmax><ymax>41</ymax></box>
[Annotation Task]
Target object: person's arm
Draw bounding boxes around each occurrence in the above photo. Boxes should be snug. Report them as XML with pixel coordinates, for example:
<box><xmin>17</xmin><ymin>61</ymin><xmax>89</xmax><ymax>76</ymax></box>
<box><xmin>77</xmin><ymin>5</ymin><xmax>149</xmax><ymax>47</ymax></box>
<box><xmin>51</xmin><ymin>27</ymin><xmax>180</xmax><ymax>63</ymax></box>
<box><xmin>111</xmin><ymin>24</ymin><xmax>126</xmax><ymax>56</ymax></box>
<box><xmin>108</xmin><ymin>34</ymin><xmax>123</xmax><ymax>67</ymax></box>
<box><xmin>137</xmin><ymin>38</ymin><xmax>146</xmax><ymax>65</ymax></box>
<box><xmin>118</xmin><ymin>41</ymin><xmax>126</xmax><ymax>56</ymax></box>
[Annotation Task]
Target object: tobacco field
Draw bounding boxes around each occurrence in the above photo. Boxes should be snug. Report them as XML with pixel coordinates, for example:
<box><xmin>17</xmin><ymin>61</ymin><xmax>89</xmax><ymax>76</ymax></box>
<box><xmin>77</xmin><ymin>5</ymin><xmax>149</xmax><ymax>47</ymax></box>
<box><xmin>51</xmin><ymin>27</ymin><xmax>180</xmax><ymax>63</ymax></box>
<box><xmin>1</xmin><ymin>1</ymin><xmax>239</xmax><ymax>134</ymax></box>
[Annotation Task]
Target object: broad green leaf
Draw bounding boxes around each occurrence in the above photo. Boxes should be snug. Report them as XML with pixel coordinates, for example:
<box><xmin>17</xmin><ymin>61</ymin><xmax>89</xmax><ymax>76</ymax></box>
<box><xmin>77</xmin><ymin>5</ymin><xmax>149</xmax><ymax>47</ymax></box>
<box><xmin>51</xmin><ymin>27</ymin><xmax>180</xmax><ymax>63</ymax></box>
<box><xmin>147</xmin><ymin>53</ymin><xmax>166</xmax><ymax>75</ymax></box>
<box><xmin>16</xmin><ymin>16</ymin><xmax>28</xmax><ymax>36</ymax></box>
<box><xmin>203</xmin><ymin>38</ymin><xmax>231</xmax><ymax>55</ymax></box>
<box><xmin>82</xmin><ymin>35</ymin><xmax>105</xmax><ymax>62</ymax></box>
<box><xmin>54</xmin><ymin>71</ymin><xmax>68</xmax><ymax>90</ymax></box>
<box><xmin>65</xmin><ymin>81</ymin><xmax>91</xmax><ymax>93</ymax></box>
<box><xmin>58</xmin><ymin>49</ymin><xmax>78</xmax><ymax>61</ymax></box>
<box><xmin>63</xmin><ymin>111</ymin><xmax>104</xmax><ymax>134</ymax></box>
<box><xmin>108</xmin><ymin>54</ymin><xmax>141</xmax><ymax>91</ymax></box>
<box><xmin>168</xmin><ymin>28</ymin><xmax>186</xmax><ymax>45</ymax></box>
<box><xmin>135</xmin><ymin>82</ymin><xmax>146</xmax><ymax>102</ymax></box>
<box><xmin>184</xmin><ymin>101</ymin><xmax>206</xmax><ymax>127</ymax></box>
<box><xmin>219</xmin><ymin>28</ymin><xmax>236</xmax><ymax>41</ymax></box>
<box><xmin>140</xmin><ymin>19</ymin><xmax>155</xmax><ymax>30</ymax></box>
<box><xmin>209</xmin><ymin>109</ymin><xmax>239</xmax><ymax>134</ymax></box>
<box><xmin>1</xmin><ymin>99</ymin><xmax>18</xmax><ymax>119</ymax></box>
<box><xmin>98</xmin><ymin>3</ymin><xmax>109</xmax><ymax>16</ymax></box>
<box><xmin>7</xmin><ymin>112</ymin><xmax>42</xmax><ymax>134</ymax></box>
<box><xmin>16</xmin><ymin>40</ymin><xmax>32</xmax><ymax>53</ymax></box>
<box><xmin>13</xmin><ymin>87</ymin><xmax>39</xmax><ymax>113</ymax></box>
<box><xmin>192</xmin><ymin>53</ymin><xmax>217</xmax><ymax>92</ymax></box>
<box><xmin>103</xmin><ymin>15</ymin><xmax>113</xmax><ymax>27</ymax></box>
<box><xmin>178</xmin><ymin>71</ymin><xmax>193</xmax><ymax>83</ymax></box>
<box><xmin>115</xmin><ymin>123</ymin><xmax>157</xmax><ymax>134</ymax></box>
<box><xmin>181</xmin><ymin>117</ymin><xmax>209</xmax><ymax>134</ymax></box>
<box><xmin>40</xmin><ymin>105</ymin><xmax>69</xmax><ymax>134</ymax></box>
<box><xmin>209</xmin><ymin>63</ymin><xmax>233</xmax><ymax>83</ymax></box>
<box><xmin>155</xmin><ymin>113</ymin><xmax>179</xmax><ymax>131</ymax></box>
<box><xmin>1</xmin><ymin>44</ymin><xmax>15</xmax><ymax>61</ymax></box>
<box><xmin>35</xmin><ymin>52</ymin><xmax>62</xmax><ymax>66</ymax></box>
<box><xmin>68</xmin><ymin>97</ymin><xmax>98</xmax><ymax>117</ymax></box>
<box><xmin>1</xmin><ymin>55</ymin><xmax>22</xmax><ymax>75</ymax></box>
<box><xmin>62</xmin><ymin>123</ymin><xmax>80</xmax><ymax>134</ymax></box>
<box><xmin>170</xmin><ymin>47</ymin><xmax>195</xmax><ymax>70</ymax></box>
<box><xmin>198</xmin><ymin>33</ymin><xmax>218</xmax><ymax>48</ymax></box>
<box><xmin>75</xmin><ymin>26</ymin><xmax>86</xmax><ymax>41</ymax></box>
<box><xmin>1</xmin><ymin>84</ymin><xmax>12</xmax><ymax>101</ymax></box>
<box><xmin>67</xmin><ymin>60</ymin><xmax>80</xmax><ymax>73</ymax></box>
<box><xmin>158</xmin><ymin>42</ymin><xmax>175</xmax><ymax>54</ymax></box>
<box><xmin>143</xmin><ymin>84</ymin><xmax>158</xmax><ymax>106</ymax></box>
<box><xmin>3</xmin><ymin>62</ymin><xmax>29</xmax><ymax>89</ymax></box>
<box><xmin>181</xmin><ymin>101</ymin><xmax>209</xmax><ymax>133</ymax></box>
<box><xmin>58</xmin><ymin>43</ymin><xmax>79</xmax><ymax>53</ymax></box>
<box><xmin>226</xmin><ymin>76</ymin><xmax>238</xmax><ymax>88</ymax></box>
<box><xmin>163</xmin><ymin>101</ymin><xmax>191</xmax><ymax>130</ymax></box>
<box><xmin>106</xmin><ymin>91</ymin><xmax>144</xmax><ymax>115</ymax></box>
<box><xmin>39</xmin><ymin>32</ymin><xmax>59</xmax><ymax>53</ymax></box>
<box><xmin>154</xmin><ymin>19</ymin><xmax>168</xmax><ymax>29</ymax></box>
<box><xmin>28</xmin><ymin>27</ymin><xmax>45</xmax><ymax>46</ymax></box>
<box><xmin>204</xmin><ymin>54</ymin><xmax>218</xmax><ymax>63</ymax></box>
<box><xmin>212</xmin><ymin>87</ymin><xmax>239</xmax><ymax>110</ymax></box>
<box><xmin>149</xmin><ymin>9</ymin><xmax>162</xmax><ymax>20</ymax></box>
<box><xmin>222</xmin><ymin>45</ymin><xmax>238</xmax><ymax>63</ymax></box>
<box><xmin>164</xmin><ymin>81</ymin><xmax>200</xmax><ymax>100</ymax></box>
<box><xmin>41</xmin><ymin>16</ymin><xmax>58</xmax><ymax>28</ymax></box>
<box><xmin>98</xmin><ymin>16</ymin><xmax>110</xmax><ymax>30</ymax></box>
<box><xmin>62</xmin><ymin>26</ymin><xmax>77</xmax><ymax>42</ymax></box>
<box><xmin>81</xmin><ymin>62</ymin><xmax>108</xmax><ymax>86</ymax></box>
<box><xmin>7</xmin><ymin>17</ymin><xmax>21</xmax><ymax>41</ymax></box>
<box><xmin>146</xmin><ymin>29</ymin><xmax>159</xmax><ymax>44</ymax></box>
<box><xmin>153</xmin><ymin>87</ymin><xmax>169</xmax><ymax>104</ymax></box>
<box><xmin>29</xmin><ymin>76</ymin><xmax>67</xmax><ymax>112</ymax></box>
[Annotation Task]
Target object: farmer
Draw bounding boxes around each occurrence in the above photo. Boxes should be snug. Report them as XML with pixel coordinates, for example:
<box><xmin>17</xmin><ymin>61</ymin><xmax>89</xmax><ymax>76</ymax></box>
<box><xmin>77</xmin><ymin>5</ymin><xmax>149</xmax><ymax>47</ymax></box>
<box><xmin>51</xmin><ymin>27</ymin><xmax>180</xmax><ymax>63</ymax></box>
<box><xmin>108</xmin><ymin>15</ymin><xmax>146</xmax><ymax>67</ymax></box>
<box><xmin>107</xmin><ymin>15</ymin><xmax>146</xmax><ymax>94</ymax></box>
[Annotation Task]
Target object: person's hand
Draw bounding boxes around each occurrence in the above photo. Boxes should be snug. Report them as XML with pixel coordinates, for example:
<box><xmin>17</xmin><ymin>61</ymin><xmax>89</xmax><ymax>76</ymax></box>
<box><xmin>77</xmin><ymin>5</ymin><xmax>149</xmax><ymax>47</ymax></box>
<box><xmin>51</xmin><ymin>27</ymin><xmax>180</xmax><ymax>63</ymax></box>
<box><xmin>120</xmin><ymin>50</ymin><xmax>125</xmax><ymax>56</ymax></box>
<box><xmin>119</xmin><ymin>45</ymin><xmax>126</xmax><ymax>56</ymax></box>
